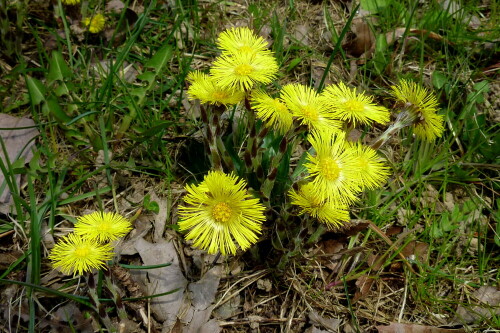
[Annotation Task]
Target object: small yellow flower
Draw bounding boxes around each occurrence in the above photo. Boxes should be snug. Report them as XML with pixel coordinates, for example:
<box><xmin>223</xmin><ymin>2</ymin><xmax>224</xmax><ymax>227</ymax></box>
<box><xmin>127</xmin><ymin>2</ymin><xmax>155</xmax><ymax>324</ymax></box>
<box><xmin>348</xmin><ymin>142</ymin><xmax>390</xmax><ymax>190</ymax></box>
<box><xmin>83</xmin><ymin>13</ymin><xmax>106</xmax><ymax>34</ymax></box>
<box><xmin>210</xmin><ymin>52</ymin><xmax>278</xmax><ymax>91</ymax></box>
<box><xmin>280</xmin><ymin>84</ymin><xmax>342</xmax><ymax>132</ymax></box>
<box><xmin>321</xmin><ymin>82</ymin><xmax>390</xmax><ymax>126</ymax></box>
<box><xmin>391</xmin><ymin>80</ymin><xmax>444</xmax><ymax>141</ymax></box>
<box><xmin>187</xmin><ymin>71</ymin><xmax>245</xmax><ymax>105</ymax></box>
<box><xmin>178</xmin><ymin>170</ymin><xmax>266</xmax><ymax>255</ymax></box>
<box><xmin>49</xmin><ymin>233</ymin><xmax>114</xmax><ymax>276</ymax></box>
<box><xmin>74</xmin><ymin>212</ymin><xmax>132</xmax><ymax>243</ymax></box>
<box><xmin>62</xmin><ymin>0</ymin><xmax>80</xmax><ymax>5</ymax></box>
<box><xmin>217</xmin><ymin>27</ymin><xmax>270</xmax><ymax>55</ymax></box>
<box><xmin>305</xmin><ymin>130</ymin><xmax>361</xmax><ymax>204</ymax></box>
<box><xmin>251</xmin><ymin>90</ymin><xmax>293</xmax><ymax>134</ymax></box>
<box><xmin>289</xmin><ymin>183</ymin><xmax>350</xmax><ymax>229</ymax></box>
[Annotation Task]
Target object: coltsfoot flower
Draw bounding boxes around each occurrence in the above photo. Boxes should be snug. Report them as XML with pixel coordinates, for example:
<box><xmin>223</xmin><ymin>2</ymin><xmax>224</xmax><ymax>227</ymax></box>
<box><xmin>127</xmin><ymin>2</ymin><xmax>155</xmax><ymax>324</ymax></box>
<box><xmin>74</xmin><ymin>212</ymin><xmax>132</xmax><ymax>243</ymax></box>
<box><xmin>321</xmin><ymin>82</ymin><xmax>390</xmax><ymax>126</ymax></box>
<box><xmin>210</xmin><ymin>52</ymin><xmax>278</xmax><ymax>92</ymax></box>
<box><xmin>280</xmin><ymin>84</ymin><xmax>341</xmax><ymax>133</ymax></box>
<box><xmin>83</xmin><ymin>13</ymin><xmax>106</xmax><ymax>34</ymax></box>
<box><xmin>348</xmin><ymin>142</ymin><xmax>390</xmax><ymax>190</ymax></box>
<box><xmin>49</xmin><ymin>233</ymin><xmax>114</xmax><ymax>276</ymax></box>
<box><xmin>178</xmin><ymin>170</ymin><xmax>266</xmax><ymax>255</ymax></box>
<box><xmin>391</xmin><ymin>80</ymin><xmax>444</xmax><ymax>141</ymax></box>
<box><xmin>289</xmin><ymin>183</ymin><xmax>350</xmax><ymax>228</ymax></box>
<box><xmin>187</xmin><ymin>71</ymin><xmax>245</xmax><ymax>105</ymax></box>
<box><xmin>217</xmin><ymin>27</ymin><xmax>270</xmax><ymax>55</ymax></box>
<box><xmin>251</xmin><ymin>90</ymin><xmax>293</xmax><ymax>134</ymax></box>
<box><xmin>304</xmin><ymin>130</ymin><xmax>360</xmax><ymax>204</ymax></box>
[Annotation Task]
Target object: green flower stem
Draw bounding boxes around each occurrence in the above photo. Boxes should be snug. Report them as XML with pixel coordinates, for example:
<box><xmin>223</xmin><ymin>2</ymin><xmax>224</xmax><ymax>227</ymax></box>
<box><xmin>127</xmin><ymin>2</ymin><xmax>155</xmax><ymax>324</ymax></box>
<box><xmin>243</xmin><ymin>96</ymin><xmax>256</xmax><ymax>173</ymax></box>
<box><xmin>204</xmin><ymin>105</ymin><xmax>224</xmax><ymax>170</ymax></box>
<box><xmin>261</xmin><ymin>134</ymin><xmax>298</xmax><ymax>202</ymax></box>
<box><xmin>103</xmin><ymin>270</ymin><xmax>128</xmax><ymax>320</ymax></box>
<box><xmin>371</xmin><ymin>109</ymin><xmax>415</xmax><ymax>150</ymax></box>
<box><xmin>87</xmin><ymin>273</ymin><xmax>115</xmax><ymax>331</ymax></box>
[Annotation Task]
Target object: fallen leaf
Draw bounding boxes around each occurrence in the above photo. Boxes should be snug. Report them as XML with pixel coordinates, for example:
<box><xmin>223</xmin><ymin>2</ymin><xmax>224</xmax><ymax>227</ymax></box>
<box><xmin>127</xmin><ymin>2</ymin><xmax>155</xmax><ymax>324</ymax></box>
<box><xmin>293</xmin><ymin>24</ymin><xmax>310</xmax><ymax>46</ymax></box>
<box><xmin>452</xmin><ymin>286</ymin><xmax>500</xmax><ymax>324</ymax></box>
<box><xmin>133</xmin><ymin>238</ymin><xmax>188</xmax><ymax>331</ymax></box>
<box><xmin>376</xmin><ymin>323</ymin><xmax>465</xmax><ymax>332</ymax></box>
<box><xmin>0</xmin><ymin>114</ymin><xmax>39</xmax><ymax>214</ymax></box>
<box><xmin>353</xmin><ymin>275</ymin><xmax>374</xmax><ymax>303</ymax></box>
<box><xmin>309</xmin><ymin>310</ymin><xmax>342</xmax><ymax>332</ymax></box>
<box><xmin>189</xmin><ymin>266</ymin><xmax>221</xmax><ymax>311</ymax></box>
<box><xmin>149</xmin><ymin>191</ymin><xmax>169</xmax><ymax>242</ymax></box>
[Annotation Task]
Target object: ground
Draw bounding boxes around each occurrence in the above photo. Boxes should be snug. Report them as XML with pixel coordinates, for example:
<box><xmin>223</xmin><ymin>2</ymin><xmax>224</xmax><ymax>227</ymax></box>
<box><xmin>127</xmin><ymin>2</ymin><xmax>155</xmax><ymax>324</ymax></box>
<box><xmin>0</xmin><ymin>0</ymin><xmax>499</xmax><ymax>332</ymax></box>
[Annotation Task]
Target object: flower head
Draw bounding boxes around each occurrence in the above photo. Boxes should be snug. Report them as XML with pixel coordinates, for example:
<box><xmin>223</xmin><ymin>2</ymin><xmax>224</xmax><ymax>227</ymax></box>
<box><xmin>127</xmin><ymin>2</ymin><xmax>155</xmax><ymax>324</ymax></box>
<box><xmin>49</xmin><ymin>233</ymin><xmax>114</xmax><ymax>276</ymax></box>
<box><xmin>210</xmin><ymin>52</ymin><xmax>278</xmax><ymax>91</ymax></box>
<box><xmin>217</xmin><ymin>27</ymin><xmax>270</xmax><ymax>55</ymax></box>
<box><xmin>321</xmin><ymin>82</ymin><xmax>390</xmax><ymax>126</ymax></box>
<box><xmin>280</xmin><ymin>84</ymin><xmax>341</xmax><ymax>132</ymax></box>
<box><xmin>391</xmin><ymin>80</ymin><xmax>444</xmax><ymax>141</ymax></box>
<box><xmin>304</xmin><ymin>131</ymin><xmax>360</xmax><ymax>204</ymax></box>
<box><xmin>289</xmin><ymin>183</ymin><xmax>350</xmax><ymax>228</ymax></box>
<box><xmin>178</xmin><ymin>170</ymin><xmax>266</xmax><ymax>255</ymax></box>
<box><xmin>251</xmin><ymin>90</ymin><xmax>293</xmax><ymax>134</ymax></box>
<box><xmin>187</xmin><ymin>71</ymin><xmax>245</xmax><ymax>105</ymax></box>
<box><xmin>348</xmin><ymin>142</ymin><xmax>390</xmax><ymax>190</ymax></box>
<box><xmin>74</xmin><ymin>212</ymin><xmax>132</xmax><ymax>243</ymax></box>
<box><xmin>83</xmin><ymin>14</ymin><xmax>106</xmax><ymax>34</ymax></box>
<box><xmin>62</xmin><ymin>0</ymin><xmax>80</xmax><ymax>4</ymax></box>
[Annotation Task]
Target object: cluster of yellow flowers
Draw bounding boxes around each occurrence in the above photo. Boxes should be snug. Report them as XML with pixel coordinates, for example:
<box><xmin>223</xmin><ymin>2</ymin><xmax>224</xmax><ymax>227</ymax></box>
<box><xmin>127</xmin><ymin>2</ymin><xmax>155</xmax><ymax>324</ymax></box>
<box><xmin>180</xmin><ymin>27</ymin><xmax>444</xmax><ymax>256</ymax></box>
<box><xmin>49</xmin><ymin>212</ymin><xmax>132</xmax><ymax>275</ymax></box>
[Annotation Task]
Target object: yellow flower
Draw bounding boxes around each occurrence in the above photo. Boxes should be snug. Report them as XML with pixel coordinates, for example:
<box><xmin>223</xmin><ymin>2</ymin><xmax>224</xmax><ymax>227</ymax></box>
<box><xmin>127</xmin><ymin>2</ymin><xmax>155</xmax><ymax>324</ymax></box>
<box><xmin>62</xmin><ymin>0</ymin><xmax>80</xmax><ymax>5</ymax></box>
<box><xmin>348</xmin><ymin>142</ymin><xmax>390</xmax><ymax>190</ymax></box>
<box><xmin>74</xmin><ymin>212</ymin><xmax>132</xmax><ymax>243</ymax></box>
<box><xmin>289</xmin><ymin>183</ymin><xmax>350</xmax><ymax>229</ymax></box>
<box><xmin>304</xmin><ymin>130</ymin><xmax>360</xmax><ymax>204</ymax></box>
<box><xmin>217</xmin><ymin>27</ymin><xmax>270</xmax><ymax>55</ymax></box>
<box><xmin>210</xmin><ymin>52</ymin><xmax>278</xmax><ymax>91</ymax></box>
<box><xmin>251</xmin><ymin>90</ymin><xmax>293</xmax><ymax>134</ymax></box>
<box><xmin>83</xmin><ymin>14</ymin><xmax>106</xmax><ymax>34</ymax></box>
<box><xmin>321</xmin><ymin>82</ymin><xmax>390</xmax><ymax>126</ymax></box>
<box><xmin>187</xmin><ymin>71</ymin><xmax>245</xmax><ymax>105</ymax></box>
<box><xmin>178</xmin><ymin>170</ymin><xmax>266</xmax><ymax>255</ymax></box>
<box><xmin>49</xmin><ymin>233</ymin><xmax>114</xmax><ymax>276</ymax></box>
<box><xmin>391</xmin><ymin>80</ymin><xmax>444</xmax><ymax>141</ymax></box>
<box><xmin>280</xmin><ymin>84</ymin><xmax>342</xmax><ymax>132</ymax></box>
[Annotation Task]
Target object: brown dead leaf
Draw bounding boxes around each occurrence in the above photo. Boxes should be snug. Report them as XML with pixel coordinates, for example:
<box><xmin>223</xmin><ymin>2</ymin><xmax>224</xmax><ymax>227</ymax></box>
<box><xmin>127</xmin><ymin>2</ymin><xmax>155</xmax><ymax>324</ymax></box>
<box><xmin>401</xmin><ymin>241</ymin><xmax>429</xmax><ymax>263</ymax></box>
<box><xmin>452</xmin><ymin>286</ymin><xmax>500</xmax><ymax>324</ymax></box>
<box><xmin>0</xmin><ymin>114</ymin><xmax>39</xmax><ymax>214</ymax></box>
<box><xmin>343</xmin><ymin>17</ymin><xmax>375</xmax><ymax>57</ymax></box>
<box><xmin>133</xmin><ymin>238</ymin><xmax>187</xmax><ymax>331</ymax></box>
<box><xmin>293</xmin><ymin>24</ymin><xmax>310</xmax><ymax>46</ymax></box>
<box><xmin>309</xmin><ymin>310</ymin><xmax>342</xmax><ymax>332</ymax></box>
<box><xmin>353</xmin><ymin>275</ymin><xmax>375</xmax><ymax>303</ymax></box>
<box><xmin>376</xmin><ymin>323</ymin><xmax>465</xmax><ymax>332</ymax></box>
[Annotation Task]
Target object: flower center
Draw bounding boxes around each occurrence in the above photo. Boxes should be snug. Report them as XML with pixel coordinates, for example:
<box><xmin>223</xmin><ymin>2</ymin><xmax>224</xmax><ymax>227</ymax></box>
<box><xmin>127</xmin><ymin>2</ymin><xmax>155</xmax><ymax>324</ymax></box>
<box><xmin>212</xmin><ymin>202</ymin><xmax>232</xmax><ymax>223</ymax></box>
<box><xmin>234</xmin><ymin>64</ymin><xmax>254</xmax><ymax>76</ymax></box>
<box><xmin>319</xmin><ymin>157</ymin><xmax>340</xmax><ymax>181</ymax></box>
<box><xmin>344</xmin><ymin>100</ymin><xmax>365</xmax><ymax>113</ymax></box>
<box><xmin>301</xmin><ymin>105</ymin><xmax>318</xmax><ymax>120</ymax></box>
<box><xmin>74</xmin><ymin>245</ymin><xmax>91</xmax><ymax>258</ymax></box>
<box><xmin>357</xmin><ymin>156</ymin><xmax>369</xmax><ymax>170</ymax></box>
